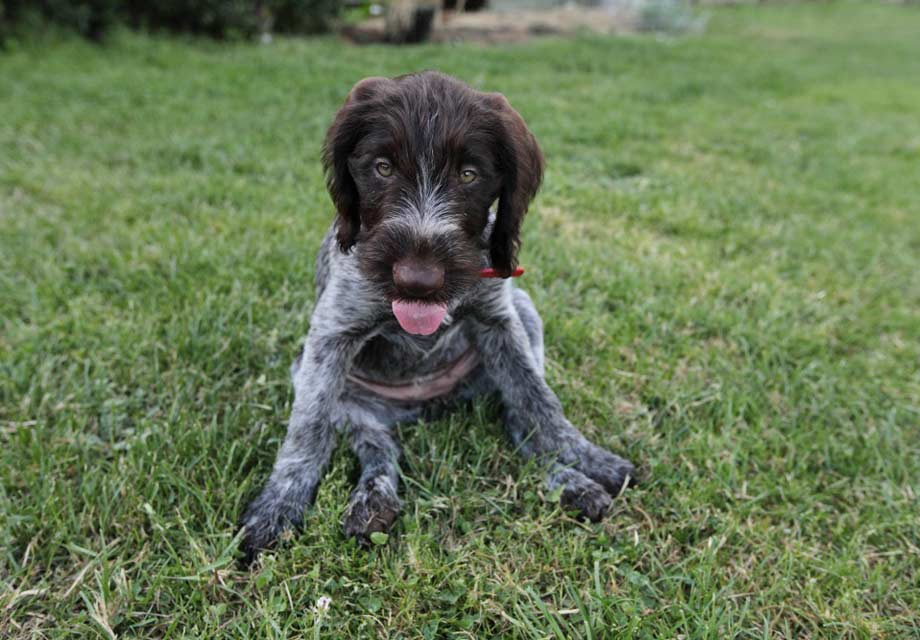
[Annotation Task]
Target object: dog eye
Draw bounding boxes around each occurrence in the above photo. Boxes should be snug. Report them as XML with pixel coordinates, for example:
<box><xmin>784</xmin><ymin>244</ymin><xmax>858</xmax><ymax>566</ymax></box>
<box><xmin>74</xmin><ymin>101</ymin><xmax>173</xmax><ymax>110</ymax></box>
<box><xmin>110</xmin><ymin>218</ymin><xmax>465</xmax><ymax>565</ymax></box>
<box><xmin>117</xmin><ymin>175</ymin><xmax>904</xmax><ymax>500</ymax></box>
<box><xmin>459</xmin><ymin>168</ymin><xmax>477</xmax><ymax>184</ymax></box>
<box><xmin>375</xmin><ymin>160</ymin><xmax>393</xmax><ymax>178</ymax></box>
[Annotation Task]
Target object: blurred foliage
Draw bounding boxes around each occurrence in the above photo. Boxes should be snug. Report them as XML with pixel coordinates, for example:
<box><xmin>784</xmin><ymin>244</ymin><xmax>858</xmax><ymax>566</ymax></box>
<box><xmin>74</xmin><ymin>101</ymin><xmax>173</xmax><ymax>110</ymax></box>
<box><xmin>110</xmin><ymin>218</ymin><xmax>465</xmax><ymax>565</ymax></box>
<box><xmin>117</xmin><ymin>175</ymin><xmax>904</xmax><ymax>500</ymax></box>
<box><xmin>270</xmin><ymin>0</ymin><xmax>342</xmax><ymax>33</ymax></box>
<box><xmin>0</xmin><ymin>0</ymin><xmax>341</xmax><ymax>42</ymax></box>
<box><xmin>1</xmin><ymin>1</ymin><xmax>119</xmax><ymax>41</ymax></box>
<box><xmin>633</xmin><ymin>0</ymin><xmax>706</xmax><ymax>34</ymax></box>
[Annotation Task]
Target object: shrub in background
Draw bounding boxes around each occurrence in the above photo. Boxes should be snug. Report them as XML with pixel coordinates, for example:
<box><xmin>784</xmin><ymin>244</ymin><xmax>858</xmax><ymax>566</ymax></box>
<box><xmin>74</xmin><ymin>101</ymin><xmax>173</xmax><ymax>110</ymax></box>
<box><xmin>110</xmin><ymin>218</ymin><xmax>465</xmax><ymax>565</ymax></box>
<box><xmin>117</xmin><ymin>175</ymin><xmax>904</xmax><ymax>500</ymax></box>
<box><xmin>1</xmin><ymin>0</ymin><xmax>121</xmax><ymax>41</ymax></box>
<box><xmin>122</xmin><ymin>0</ymin><xmax>266</xmax><ymax>39</ymax></box>
<box><xmin>0</xmin><ymin>0</ymin><xmax>341</xmax><ymax>42</ymax></box>
<box><xmin>270</xmin><ymin>0</ymin><xmax>341</xmax><ymax>34</ymax></box>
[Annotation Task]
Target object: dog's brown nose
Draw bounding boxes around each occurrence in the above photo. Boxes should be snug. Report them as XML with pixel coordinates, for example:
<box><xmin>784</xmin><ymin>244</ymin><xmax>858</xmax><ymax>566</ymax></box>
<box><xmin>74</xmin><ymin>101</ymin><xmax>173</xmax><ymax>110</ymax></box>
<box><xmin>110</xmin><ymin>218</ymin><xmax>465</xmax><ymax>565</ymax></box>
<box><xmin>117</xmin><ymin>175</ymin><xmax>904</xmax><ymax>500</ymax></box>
<box><xmin>392</xmin><ymin>259</ymin><xmax>445</xmax><ymax>298</ymax></box>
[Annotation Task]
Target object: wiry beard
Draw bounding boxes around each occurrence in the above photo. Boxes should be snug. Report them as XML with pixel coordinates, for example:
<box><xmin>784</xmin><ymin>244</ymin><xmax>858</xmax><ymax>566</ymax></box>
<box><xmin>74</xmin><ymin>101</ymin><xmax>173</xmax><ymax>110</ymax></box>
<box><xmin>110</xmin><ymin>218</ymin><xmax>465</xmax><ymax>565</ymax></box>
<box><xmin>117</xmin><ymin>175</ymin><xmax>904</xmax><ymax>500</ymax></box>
<box><xmin>355</xmin><ymin>212</ymin><xmax>482</xmax><ymax>306</ymax></box>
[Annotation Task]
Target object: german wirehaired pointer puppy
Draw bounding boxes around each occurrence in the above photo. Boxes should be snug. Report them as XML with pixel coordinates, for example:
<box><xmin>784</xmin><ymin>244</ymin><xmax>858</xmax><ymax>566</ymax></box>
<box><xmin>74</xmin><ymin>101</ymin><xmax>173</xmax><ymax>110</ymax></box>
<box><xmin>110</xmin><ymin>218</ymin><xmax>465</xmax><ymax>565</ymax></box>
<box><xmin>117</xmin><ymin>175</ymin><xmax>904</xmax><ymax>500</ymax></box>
<box><xmin>241</xmin><ymin>71</ymin><xmax>634</xmax><ymax>561</ymax></box>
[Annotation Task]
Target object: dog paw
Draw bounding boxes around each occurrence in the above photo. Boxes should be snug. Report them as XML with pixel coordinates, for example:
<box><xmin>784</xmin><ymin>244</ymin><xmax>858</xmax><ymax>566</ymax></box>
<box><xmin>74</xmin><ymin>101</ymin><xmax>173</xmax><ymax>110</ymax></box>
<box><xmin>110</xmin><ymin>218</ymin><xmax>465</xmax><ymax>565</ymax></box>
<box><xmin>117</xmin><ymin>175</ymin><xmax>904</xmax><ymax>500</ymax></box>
<box><xmin>239</xmin><ymin>513</ymin><xmax>285</xmax><ymax>566</ymax></box>
<box><xmin>239</xmin><ymin>486</ymin><xmax>305</xmax><ymax>565</ymax></box>
<box><xmin>550</xmin><ymin>467</ymin><xmax>612</xmax><ymax>522</ymax></box>
<box><xmin>578</xmin><ymin>444</ymin><xmax>636</xmax><ymax>497</ymax></box>
<box><xmin>342</xmin><ymin>476</ymin><xmax>401</xmax><ymax>545</ymax></box>
<box><xmin>560</xmin><ymin>481</ymin><xmax>612</xmax><ymax>522</ymax></box>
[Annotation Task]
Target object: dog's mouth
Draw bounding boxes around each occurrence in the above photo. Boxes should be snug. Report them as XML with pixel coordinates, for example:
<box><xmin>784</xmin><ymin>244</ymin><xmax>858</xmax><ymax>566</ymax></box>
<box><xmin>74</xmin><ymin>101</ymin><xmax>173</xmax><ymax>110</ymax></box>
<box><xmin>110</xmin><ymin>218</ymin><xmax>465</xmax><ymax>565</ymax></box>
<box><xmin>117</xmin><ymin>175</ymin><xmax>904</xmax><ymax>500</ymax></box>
<box><xmin>356</xmin><ymin>224</ymin><xmax>482</xmax><ymax>334</ymax></box>
<box><xmin>391</xmin><ymin>299</ymin><xmax>449</xmax><ymax>336</ymax></box>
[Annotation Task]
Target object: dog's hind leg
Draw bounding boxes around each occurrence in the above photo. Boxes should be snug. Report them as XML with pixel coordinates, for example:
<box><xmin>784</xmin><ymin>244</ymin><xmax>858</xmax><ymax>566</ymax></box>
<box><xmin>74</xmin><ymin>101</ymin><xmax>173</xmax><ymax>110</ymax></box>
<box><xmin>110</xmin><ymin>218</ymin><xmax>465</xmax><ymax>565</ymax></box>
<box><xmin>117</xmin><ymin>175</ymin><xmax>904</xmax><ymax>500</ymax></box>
<box><xmin>342</xmin><ymin>409</ymin><xmax>402</xmax><ymax>544</ymax></box>
<box><xmin>474</xmin><ymin>301</ymin><xmax>634</xmax><ymax>522</ymax></box>
<box><xmin>512</xmin><ymin>288</ymin><xmax>544</xmax><ymax>377</ymax></box>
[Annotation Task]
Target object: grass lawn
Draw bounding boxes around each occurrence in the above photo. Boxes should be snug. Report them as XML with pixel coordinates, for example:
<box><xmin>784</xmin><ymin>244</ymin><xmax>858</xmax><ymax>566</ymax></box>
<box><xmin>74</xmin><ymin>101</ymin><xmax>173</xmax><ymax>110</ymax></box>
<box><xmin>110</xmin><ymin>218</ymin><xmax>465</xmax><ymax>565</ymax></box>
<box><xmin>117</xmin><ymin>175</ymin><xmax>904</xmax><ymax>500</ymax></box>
<box><xmin>2</xmin><ymin>3</ymin><xmax>919</xmax><ymax>637</ymax></box>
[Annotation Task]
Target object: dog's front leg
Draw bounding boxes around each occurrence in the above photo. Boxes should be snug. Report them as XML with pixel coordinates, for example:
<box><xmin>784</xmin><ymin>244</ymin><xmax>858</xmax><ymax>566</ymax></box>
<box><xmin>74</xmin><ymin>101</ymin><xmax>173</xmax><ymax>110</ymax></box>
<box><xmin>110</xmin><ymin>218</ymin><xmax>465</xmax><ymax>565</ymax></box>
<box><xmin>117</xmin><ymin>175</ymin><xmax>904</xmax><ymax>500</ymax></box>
<box><xmin>478</xmin><ymin>308</ymin><xmax>634</xmax><ymax>522</ymax></box>
<box><xmin>341</xmin><ymin>418</ymin><xmax>402</xmax><ymax>544</ymax></box>
<box><xmin>240</xmin><ymin>331</ymin><xmax>357</xmax><ymax>563</ymax></box>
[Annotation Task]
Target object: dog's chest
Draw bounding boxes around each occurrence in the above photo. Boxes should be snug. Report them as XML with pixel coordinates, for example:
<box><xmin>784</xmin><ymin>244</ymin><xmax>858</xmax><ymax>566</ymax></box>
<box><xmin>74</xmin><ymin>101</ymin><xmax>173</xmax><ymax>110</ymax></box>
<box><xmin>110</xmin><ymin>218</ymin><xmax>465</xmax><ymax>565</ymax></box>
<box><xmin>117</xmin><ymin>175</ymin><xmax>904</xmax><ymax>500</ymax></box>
<box><xmin>350</xmin><ymin>319</ymin><xmax>478</xmax><ymax>392</ymax></box>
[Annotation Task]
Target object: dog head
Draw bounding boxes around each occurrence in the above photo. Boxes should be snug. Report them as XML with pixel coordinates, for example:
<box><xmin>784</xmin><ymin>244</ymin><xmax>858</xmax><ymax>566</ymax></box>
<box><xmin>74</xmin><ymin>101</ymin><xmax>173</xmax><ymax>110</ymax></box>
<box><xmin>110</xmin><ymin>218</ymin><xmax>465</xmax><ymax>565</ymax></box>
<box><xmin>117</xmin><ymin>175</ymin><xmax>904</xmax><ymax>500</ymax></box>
<box><xmin>322</xmin><ymin>72</ymin><xmax>543</xmax><ymax>335</ymax></box>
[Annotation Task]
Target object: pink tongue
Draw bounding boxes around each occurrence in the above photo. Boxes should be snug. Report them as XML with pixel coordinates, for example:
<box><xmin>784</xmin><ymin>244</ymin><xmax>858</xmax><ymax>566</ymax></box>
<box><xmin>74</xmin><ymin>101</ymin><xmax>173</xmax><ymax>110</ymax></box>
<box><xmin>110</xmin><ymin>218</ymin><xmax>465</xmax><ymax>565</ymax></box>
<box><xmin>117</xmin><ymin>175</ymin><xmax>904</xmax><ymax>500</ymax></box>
<box><xmin>391</xmin><ymin>300</ymin><xmax>448</xmax><ymax>335</ymax></box>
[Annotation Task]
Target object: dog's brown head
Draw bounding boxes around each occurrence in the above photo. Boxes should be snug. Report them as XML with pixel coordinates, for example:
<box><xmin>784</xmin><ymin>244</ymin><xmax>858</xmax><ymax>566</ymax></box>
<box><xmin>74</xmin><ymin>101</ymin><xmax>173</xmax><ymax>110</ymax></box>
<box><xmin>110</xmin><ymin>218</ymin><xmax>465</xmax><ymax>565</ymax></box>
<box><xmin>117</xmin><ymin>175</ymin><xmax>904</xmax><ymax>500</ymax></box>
<box><xmin>322</xmin><ymin>72</ymin><xmax>543</xmax><ymax>334</ymax></box>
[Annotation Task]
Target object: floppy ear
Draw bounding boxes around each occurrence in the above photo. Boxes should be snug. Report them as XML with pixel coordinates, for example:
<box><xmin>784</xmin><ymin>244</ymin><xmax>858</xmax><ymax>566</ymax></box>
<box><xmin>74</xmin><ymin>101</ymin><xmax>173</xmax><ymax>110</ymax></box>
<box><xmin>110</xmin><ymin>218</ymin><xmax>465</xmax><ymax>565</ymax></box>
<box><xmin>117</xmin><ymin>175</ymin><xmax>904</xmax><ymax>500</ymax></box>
<box><xmin>322</xmin><ymin>77</ymin><xmax>391</xmax><ymax>252</ymax></box>
<box><xmin>486</xmin><ymin>93</ymin><xmax>544</xmax><ymax>277</ymax></box>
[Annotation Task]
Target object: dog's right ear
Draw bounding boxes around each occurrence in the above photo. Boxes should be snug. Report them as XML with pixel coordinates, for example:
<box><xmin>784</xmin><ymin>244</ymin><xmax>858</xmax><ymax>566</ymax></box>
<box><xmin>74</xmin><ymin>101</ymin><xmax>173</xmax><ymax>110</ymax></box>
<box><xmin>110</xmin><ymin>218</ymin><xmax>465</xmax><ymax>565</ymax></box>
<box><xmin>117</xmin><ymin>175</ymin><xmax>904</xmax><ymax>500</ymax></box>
<box><xmin>322</xmin><ymin>77</ymin><xmax>391</xmax><ymax>252</ymax></box>
<box><xmin>483</xmin><ymin>92</ymin><xmax>544</xmax><ymax>278</ymax></box>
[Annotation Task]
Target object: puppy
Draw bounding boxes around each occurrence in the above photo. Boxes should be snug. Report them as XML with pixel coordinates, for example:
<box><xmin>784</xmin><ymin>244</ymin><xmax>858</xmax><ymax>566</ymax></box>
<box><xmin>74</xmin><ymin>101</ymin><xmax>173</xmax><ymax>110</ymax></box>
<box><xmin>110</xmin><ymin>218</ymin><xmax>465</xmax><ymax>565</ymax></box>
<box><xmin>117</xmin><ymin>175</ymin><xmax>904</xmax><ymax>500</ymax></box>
<box><xmin>241</xmin><ymin>71</ymin><xmax>634</xmax><ymax>561</ymax></box>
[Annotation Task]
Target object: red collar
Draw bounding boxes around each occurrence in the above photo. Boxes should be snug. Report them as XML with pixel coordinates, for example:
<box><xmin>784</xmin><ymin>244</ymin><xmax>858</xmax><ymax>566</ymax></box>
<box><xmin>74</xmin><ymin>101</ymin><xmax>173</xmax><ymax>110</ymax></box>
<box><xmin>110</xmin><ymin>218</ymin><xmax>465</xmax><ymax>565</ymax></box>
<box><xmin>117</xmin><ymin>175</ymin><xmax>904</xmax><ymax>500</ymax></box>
<box><xmin>479</xmin><ymin>267</ymin><xmax>525</xmax><ymax>278</ymax></box>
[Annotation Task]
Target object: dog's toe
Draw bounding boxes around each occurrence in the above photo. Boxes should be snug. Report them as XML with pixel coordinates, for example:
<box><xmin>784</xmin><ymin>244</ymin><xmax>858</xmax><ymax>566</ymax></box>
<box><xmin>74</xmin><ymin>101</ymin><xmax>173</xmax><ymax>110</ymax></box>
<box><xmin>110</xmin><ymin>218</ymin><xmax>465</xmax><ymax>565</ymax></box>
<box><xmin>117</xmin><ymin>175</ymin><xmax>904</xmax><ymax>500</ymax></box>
<box><xmin>578</xmin><ymin>445</ymin><xmax>636</xmax><ymax>497</ymax></box>
<box><xmin>239</xmin><ymin>507</ymin><xmax>289</xmax><ymax>566</ymax></box>
<box><xmin>549</xmin><ymin>467</ymin><xmax>612</xmax><ymax>522</ymax></box>
<box><xmin>238</xmin><ymin>480</ymin><xmax>320</xmax><ymax>565</ymax></box>
<box><xmin>560</xmin><ymin>481</ymin><xmax>612</xmax><ymax>522</ymax></box>
<box><xmin>342</xmin><ymin>477</ymin><xmax>401</xmax><ymax>545</ymax></box>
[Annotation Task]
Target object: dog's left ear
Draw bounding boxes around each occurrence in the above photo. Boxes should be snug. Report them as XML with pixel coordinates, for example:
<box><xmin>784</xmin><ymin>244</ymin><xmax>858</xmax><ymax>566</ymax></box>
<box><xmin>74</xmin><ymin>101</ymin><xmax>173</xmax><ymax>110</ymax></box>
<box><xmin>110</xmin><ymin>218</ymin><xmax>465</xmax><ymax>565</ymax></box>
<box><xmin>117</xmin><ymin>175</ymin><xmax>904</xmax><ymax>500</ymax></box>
<box><xmin>485</xmin><ymin>93</ymin><xmax>544</xmax><ymax>277</ymax></box>
<box><xmin>322</xmin><ymin>77</ymin><xmax>392</xmax><ymax>252</ymax></box>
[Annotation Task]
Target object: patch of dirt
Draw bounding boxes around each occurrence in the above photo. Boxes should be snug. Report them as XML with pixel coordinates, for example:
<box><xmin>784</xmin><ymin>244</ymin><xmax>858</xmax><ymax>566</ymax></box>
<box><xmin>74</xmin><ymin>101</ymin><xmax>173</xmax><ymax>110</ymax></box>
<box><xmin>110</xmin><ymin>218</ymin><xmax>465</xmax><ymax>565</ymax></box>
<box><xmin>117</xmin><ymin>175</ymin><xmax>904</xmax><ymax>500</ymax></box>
<box><xmin>340</xmin><ymin>7</ymin><xmax>633</xmax><ymax>45</ymax></box>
